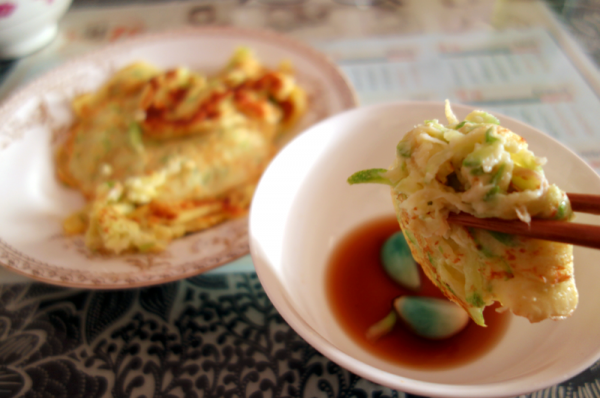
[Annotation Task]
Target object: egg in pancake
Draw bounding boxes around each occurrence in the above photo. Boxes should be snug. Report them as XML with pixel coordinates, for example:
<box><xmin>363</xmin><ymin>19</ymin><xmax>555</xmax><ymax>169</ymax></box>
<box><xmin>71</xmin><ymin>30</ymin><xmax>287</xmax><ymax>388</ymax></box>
<box><xmin>57</xmin><ymin>48</ymin><xmax>307</xmax><ymax>254</ymax></box>
<box><xmin>348</xmin><ymin>101</ymin><xmax>577</xmax><ymax>325</ymax></box>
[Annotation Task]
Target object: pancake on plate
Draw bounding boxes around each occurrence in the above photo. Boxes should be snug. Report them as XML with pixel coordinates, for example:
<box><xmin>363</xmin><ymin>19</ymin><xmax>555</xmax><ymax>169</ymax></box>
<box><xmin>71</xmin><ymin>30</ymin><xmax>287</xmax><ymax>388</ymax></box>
<box><xmin>56</xmin><ymin>48</ymin><xmax>307</xmax><ymax>254</ymax></box>
<box><xmin>348</xmin><ymin>101</ymin><xmax>577</xmax><ymax>325</ymax></box>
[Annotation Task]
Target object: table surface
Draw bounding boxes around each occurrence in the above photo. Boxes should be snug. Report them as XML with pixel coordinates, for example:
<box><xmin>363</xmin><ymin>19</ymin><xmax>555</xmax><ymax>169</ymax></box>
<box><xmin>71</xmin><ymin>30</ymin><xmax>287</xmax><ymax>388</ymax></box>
<box><xmin>2</xmin><ymin>1</ymin><xmax>600</xmax><ymax>397</ymax></box>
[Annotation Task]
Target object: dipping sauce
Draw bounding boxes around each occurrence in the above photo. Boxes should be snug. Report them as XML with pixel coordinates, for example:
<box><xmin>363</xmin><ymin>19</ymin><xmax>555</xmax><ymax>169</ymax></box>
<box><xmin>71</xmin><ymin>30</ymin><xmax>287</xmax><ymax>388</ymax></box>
<box><xmin>326</xmin><ymin>215</ymin><xmax>511</xmax><ymax>370</ymax></box>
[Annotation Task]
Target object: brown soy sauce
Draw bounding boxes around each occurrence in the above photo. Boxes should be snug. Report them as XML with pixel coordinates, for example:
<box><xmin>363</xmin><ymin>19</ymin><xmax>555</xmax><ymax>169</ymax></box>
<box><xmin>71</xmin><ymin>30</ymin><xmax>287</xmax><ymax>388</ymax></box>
<box><xmin>326</xmin><ymin>215</ymin><xmax>510</xmax><ymax>370</ymax></box>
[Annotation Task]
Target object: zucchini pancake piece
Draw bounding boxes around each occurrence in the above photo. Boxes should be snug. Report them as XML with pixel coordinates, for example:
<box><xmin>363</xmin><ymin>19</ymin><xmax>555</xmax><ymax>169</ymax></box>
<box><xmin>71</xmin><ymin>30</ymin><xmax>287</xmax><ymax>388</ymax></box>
<box><xmin>349</xmin><ymin>101</ymin><xmax>577</xmax><ymax>326</ymax></box>
<box><xmin>56</xmin><ymin>48</ymin><xmax>307</xmax><ymax>254</ymax></box>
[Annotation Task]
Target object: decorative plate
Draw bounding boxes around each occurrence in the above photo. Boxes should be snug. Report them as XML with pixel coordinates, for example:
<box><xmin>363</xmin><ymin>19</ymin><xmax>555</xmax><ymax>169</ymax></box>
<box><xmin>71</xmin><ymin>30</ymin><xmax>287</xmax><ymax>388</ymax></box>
<box><xmin>0</xmin><ymin>26</ymin><xmax>357</xmax><ymax>288</ymax></box>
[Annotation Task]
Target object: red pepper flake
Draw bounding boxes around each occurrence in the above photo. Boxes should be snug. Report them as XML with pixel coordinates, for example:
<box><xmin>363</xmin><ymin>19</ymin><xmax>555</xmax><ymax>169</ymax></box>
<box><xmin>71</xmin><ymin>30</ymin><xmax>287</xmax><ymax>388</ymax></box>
<box><xmin>0</xmin><ymin>3</ymin><xmax>16</xmax><ymax>18</ymax></box>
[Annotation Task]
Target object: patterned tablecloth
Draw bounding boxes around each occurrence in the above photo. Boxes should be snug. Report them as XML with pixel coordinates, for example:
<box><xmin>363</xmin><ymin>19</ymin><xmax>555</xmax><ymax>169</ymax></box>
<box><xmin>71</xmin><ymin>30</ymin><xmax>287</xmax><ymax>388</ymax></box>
<box><xmin>3</xmin><ymin>271</ymin><xmax>600</xmax><ymax>398</ymax></box>
<box><xmin>1</xmin><ymin>272</ymin><xmax>403</xmax><ymax>398</ymax></box>
<box><xmin>2</xmin><ymin>1</ymin><xmax>600</xmax><ymax>397</ymax></box>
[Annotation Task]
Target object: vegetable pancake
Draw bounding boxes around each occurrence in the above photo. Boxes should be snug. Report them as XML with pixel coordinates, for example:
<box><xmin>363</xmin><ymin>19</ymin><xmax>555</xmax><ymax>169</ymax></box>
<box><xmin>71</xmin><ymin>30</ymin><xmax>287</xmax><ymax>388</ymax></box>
<box><xmin>57</xmin><ymin>48</ymin><xmax>307</xmax><ymax>254</ymax></box>
<box><xmin>348</xmin><ymin>101</ymin><xmax>577</xmax><ymax>326</ymax></box>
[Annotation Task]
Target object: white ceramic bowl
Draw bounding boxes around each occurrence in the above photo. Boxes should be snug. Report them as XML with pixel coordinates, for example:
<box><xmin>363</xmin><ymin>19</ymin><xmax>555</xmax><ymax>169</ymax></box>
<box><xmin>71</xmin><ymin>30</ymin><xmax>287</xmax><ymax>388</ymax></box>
<box><xmin>249</xmin><ymin>101</ymin><xmax>600</xmax><ymax>398</ymax></box>
<box><xmin>0</xmin><ymin>0</ymin><xmax>72</xmax><ymax>59</ymax></box>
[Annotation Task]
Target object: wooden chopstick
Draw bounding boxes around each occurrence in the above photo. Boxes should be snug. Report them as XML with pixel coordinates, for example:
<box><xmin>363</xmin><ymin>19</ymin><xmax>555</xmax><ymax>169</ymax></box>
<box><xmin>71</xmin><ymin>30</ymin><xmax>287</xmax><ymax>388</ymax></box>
<box><xmin>568</xmin><ymin>193</ymin><xmax>600</xmax><ymax>215</ymax></box>
<box><xmin>447</xmin><ymin>213</ymin><xmax>600</xmax><ymax>249</ymax></box>
<box><xmin>446</xmin><ymin>193</ymin><xmax>600</xmax><ymax>250</ymax></box>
